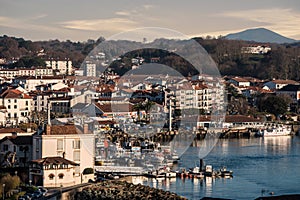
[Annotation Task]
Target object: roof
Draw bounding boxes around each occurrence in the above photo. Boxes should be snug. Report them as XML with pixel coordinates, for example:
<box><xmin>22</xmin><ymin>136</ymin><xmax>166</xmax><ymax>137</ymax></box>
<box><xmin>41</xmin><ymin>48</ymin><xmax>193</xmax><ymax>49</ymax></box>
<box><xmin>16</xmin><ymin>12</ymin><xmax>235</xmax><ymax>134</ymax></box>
<box><xmin>31</xmin><ymin>156</ymin><xmax>79</xmax><ymax>166</ymax></box>
<box><xmin>72</xmin><ymin>103</ymin><xmax>88</xmax><ymax>110</ymax></box>
<box><xmin>97</xmin><ymin>120</ymin><xmax>116</xmax><ymax>125</ymax></box>
<box><xmin>194</xmin><ymin>84</ymin><xmax>208</xmax><ymax>90</ymax></box>
<box><xmin>0</xmin><ymin>88</ymin><xmax>31</xmax><ymax>99</ymax></box>
<box><xmin>0</xmin><ymin>128</ymin><xmax>26</xmax><ymax>134</ymax></box>
<box><xmin>44</xmin><ymin>124</ymin><xmax>84</xmax><ymax>135</ymax></box>
<box><xmin>0</xmin><ymin>135</ymin><xmax>32</xmax><ymax>145</ymax></box>
<box><xmin>270</xmin><ymin>79</ymin><xmax>298</xmax><ymax>85</ymax></box>
<box><xmin>230</xmin><ymin>77</ymin><xmax>250</xmax><ymax>83</ymax></box>
<box><xmin>279</xmin><ymin>84</ymin><xmax>300</xmax><ymax>92</ymax></box>
<box><xmin>95</xmin><ymin>103</ymin><xmax>134</xmax><ymax>113</ymax></box>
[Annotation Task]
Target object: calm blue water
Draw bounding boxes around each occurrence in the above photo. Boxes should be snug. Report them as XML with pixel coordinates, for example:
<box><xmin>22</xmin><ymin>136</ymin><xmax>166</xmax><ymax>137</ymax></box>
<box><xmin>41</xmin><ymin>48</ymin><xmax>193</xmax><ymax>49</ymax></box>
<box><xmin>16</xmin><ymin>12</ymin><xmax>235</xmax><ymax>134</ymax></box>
<box><xmin>143</xmin><ymin>136</ymin><xmax>300</xmax><ymax>199</ymax></box>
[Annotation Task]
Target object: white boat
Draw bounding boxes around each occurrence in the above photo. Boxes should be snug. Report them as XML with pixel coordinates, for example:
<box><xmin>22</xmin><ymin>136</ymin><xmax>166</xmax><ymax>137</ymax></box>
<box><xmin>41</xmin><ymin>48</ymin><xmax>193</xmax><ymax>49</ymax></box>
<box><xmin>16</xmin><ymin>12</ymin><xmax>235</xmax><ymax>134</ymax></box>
<box><xmin>260</xmin><ymin>124</ymin><xmax>291</xmax><ymax>137</ymax></box>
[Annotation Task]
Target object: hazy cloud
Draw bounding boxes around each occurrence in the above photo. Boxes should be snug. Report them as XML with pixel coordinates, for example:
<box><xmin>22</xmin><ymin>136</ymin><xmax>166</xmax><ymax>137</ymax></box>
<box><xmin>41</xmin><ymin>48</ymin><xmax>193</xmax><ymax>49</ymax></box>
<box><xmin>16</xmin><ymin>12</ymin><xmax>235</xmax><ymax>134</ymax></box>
<box><xmin>61</xmin><ymin>18</ymin><xmax>138</xmax><ymax>32</ymax></box>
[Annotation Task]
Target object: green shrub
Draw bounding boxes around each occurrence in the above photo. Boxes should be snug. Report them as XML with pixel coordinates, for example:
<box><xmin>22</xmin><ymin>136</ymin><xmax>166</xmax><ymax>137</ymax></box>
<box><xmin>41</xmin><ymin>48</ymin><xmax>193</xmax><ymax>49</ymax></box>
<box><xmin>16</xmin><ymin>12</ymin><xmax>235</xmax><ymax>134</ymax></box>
<box><xmin>82</xmin><ymin>168</ymin><xmax>94</xmax><ymax>175</ymax></box>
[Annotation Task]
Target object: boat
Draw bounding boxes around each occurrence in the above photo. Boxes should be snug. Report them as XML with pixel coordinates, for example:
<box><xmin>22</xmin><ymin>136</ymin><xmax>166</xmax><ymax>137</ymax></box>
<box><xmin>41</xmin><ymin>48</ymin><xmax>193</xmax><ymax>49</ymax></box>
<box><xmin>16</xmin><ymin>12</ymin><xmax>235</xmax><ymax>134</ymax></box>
<box><xmin>257</xmin><ymin>124</ymin><xmax>291</xmax><ymax>137</ymax></box>
<box><xmin>164</xmin><ymin>171</ymin><xmax>177</xmax><ymax>178</ymax></box>
<box><xmin>188</xmin><ymin>166</ymin><xmax>204</xmax><ymax>179</ymax></box>
<box><xmin>146</xmin><ymin>166</ymin><xmax>175</xmax><ymax>178</ymax></box>
<box><xmin>204</xmin><ymin>165</ymin><xmax>213</xmax><ymax>177</ymax></box>
<box><xmin>218</xmin><ymin>166</ymin><xmax>233</xmax><ymax>178</ymax></box>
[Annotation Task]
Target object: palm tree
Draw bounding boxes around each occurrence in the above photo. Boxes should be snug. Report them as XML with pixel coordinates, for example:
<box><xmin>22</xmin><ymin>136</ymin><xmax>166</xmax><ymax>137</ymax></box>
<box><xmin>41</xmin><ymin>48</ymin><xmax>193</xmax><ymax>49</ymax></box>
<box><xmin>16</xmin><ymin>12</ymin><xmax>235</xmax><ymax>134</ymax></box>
<box><xmin>133</xmin><ymin>100</ymin><xmax>155</xmax><ymax>123</ymax></box>
<box><xmin>143</xmin><ymin>100</ymin><xmax>155</xmax><ymax>123</ymax></box>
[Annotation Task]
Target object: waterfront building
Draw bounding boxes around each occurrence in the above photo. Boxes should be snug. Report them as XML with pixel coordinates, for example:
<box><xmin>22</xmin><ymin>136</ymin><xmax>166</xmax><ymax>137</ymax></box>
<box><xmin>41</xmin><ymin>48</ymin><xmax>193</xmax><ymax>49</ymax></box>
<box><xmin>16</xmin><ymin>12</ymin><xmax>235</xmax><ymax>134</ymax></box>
<box><xmin>31</xmin><ymin>124</ymin><xmax>94</xmax><ymax>187</ymax></box>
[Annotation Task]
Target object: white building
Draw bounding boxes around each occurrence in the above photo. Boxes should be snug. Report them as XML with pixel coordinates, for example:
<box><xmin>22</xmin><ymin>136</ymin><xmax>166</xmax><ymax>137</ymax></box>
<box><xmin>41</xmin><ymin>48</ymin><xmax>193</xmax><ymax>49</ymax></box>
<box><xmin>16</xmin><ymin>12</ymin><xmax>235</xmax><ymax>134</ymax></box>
<box><xmin>0</xmin><ymin>68</ymin><xmax>53</xmax><ymax>79</ymax></box>
<box><xmin>31</xmin><ymin>124</ymin><xmax>94</xmax><ymax>187</ymax></box>
<box><xmin>14</xmin><ymin>76</ymin><xmax>64</xmax><ymax>91</ymax></box>
<box><xmin>0</xmin><ymin>88</ymin><xmax>33</xmax><ymax>125</ymax></box>
<box><xmin>241</xmin><ymin>45</ymin><xmax>271</xmax><ymax>54</ymax></box>
<box><xmin>228</xmin><ymin>77</ymin><xmax>251</xmax><ymax>87</ymax></box>
<box><xmin>45</xmin><ymin>59</ymin><xmax>73</xmax><ymax>75</ymax></box>
<box><xmin>84</xmin><ymin>62</ymin><xmax>97</xmax><ymax>77</ymax></box>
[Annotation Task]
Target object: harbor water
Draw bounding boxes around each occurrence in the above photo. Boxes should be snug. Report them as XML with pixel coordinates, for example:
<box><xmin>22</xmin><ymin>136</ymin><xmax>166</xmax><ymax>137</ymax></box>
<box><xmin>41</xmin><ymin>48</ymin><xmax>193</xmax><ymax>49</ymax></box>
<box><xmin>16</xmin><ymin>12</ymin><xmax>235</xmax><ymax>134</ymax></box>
<box><xmin>143</xmin><ymin>136</ymin><xmax>300</xmax><ymax>199</ymax></box>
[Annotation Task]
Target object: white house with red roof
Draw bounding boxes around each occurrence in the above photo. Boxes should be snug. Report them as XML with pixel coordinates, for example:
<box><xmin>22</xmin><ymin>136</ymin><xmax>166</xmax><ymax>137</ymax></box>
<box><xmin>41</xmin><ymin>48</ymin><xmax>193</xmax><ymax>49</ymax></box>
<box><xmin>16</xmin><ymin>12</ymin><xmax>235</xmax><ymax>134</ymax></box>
<box><xmin>31</xmin><ymin>124</ymin><xmax>94</xmax><ymax>187</ymax></box>
<box><xmin>0</xmin><ymin>88</ymin><xmax>33</xmax><ymax>125</ymax></box>
<box><xmin>228</xmin><ymin>77</ymin><xmax>251</xmax><ymax>87</ymax></box>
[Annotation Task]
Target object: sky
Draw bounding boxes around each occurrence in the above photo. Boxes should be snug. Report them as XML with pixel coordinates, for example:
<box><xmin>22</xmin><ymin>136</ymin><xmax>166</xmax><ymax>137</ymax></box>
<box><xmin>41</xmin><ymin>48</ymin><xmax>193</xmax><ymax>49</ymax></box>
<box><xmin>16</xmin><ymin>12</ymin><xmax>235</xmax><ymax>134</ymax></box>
<box><xmin>0</xmin><ymin>0</ymin><xmax>300</xmax><ymax>42</ymax></box>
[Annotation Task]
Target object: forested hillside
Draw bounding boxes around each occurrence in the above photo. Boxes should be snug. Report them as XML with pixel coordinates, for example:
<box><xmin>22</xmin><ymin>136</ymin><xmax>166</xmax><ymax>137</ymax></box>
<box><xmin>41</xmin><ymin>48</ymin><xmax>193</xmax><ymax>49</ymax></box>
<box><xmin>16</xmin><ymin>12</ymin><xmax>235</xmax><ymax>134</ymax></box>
<box><xmin>1</xmin><ymin>35</ymin><xmax>300</xmax><ymax>80</ymax></box>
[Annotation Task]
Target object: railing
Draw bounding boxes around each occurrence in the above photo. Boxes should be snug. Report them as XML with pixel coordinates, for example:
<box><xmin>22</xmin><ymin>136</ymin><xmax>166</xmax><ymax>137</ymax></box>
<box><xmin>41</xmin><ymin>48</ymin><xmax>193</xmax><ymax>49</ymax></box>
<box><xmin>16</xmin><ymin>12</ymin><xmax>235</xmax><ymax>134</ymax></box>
<box><xmin>94</xmin><ymin>166</ymin><xmax>144</xmax><ymax>174</ymax></box>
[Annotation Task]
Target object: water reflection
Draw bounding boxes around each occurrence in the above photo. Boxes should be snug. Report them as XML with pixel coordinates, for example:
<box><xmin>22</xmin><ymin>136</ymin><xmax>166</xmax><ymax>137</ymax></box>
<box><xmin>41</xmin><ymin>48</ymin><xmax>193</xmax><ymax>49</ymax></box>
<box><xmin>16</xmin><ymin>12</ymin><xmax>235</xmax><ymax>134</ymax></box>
<box><xmin>263</xmin><ymin>136</ymin><xmax>292</xmax><ymax>155</ymax></box>
<box><xmin>143</xmin><ymin>136</ymin><xmax>300</xmax><ymax>199</ymax></box>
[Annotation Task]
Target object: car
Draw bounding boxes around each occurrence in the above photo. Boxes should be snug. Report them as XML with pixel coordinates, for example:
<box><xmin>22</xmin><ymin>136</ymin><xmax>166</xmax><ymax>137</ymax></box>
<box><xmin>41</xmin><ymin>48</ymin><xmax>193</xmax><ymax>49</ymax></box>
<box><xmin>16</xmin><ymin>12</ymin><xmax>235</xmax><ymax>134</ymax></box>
<box><xmin>18</xmin><ymin>196</ymin><xmax>26</xmax><ymax>200</ymax></box>
<box><xmin>96</xmin><ymin>176</ymin><xmax>107</xmax><ymax>182</ymax></box>
<box><xmin>24</xmin><ymin>193</ymin><xmax>33</xmax><ymax>200</ymax></box>
<box><xmin>32</xmin><ymin>190</ymin><xmax>43</xmax><ymax>199</ymax></box>
<box><xmin>37</xmin><ymin>186</ymin><xmax>48</xmax><ymax>196</ymax></box>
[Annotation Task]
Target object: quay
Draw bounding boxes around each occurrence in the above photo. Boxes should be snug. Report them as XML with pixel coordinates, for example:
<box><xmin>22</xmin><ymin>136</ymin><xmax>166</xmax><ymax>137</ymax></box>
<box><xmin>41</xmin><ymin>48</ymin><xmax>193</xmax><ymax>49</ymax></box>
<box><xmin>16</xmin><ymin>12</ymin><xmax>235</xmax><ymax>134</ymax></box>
<box><xmin>95</xmin><ymin>166</ymin><xmax>145</xmax><ymax>176</ymax></box>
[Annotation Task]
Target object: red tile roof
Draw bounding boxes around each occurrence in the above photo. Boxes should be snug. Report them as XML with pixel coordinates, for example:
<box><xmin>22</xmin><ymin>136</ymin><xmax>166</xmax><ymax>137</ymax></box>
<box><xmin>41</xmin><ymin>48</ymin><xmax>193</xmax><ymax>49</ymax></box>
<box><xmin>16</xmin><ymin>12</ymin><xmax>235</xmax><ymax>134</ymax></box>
<box><xmin>95</xmin><ymin>103</ymin><xmax>134</xmax><ymax>113</ymax></box>
<box><xmin>31</xmin><ymin>156</ymin><xmax>79</xmax><ymax>166</ymax></box>
<box><xmin>0</xmin><ymin>128</ymin><xmax>26</xmax><ymax>134</ymax></box>
<box><xmin>0</xmin><ymin>88</ymin><xmax>31</xmax><ymax>99</ymax></box>
<box><xmin>45</xmin><ymin>124</ymin><xmax>84</xmax><ymax>135</ymax></box>
<box><xmin>271</xmin><ymin>79</ymin><xmax>298</xmax><ymax>84</ymax></box>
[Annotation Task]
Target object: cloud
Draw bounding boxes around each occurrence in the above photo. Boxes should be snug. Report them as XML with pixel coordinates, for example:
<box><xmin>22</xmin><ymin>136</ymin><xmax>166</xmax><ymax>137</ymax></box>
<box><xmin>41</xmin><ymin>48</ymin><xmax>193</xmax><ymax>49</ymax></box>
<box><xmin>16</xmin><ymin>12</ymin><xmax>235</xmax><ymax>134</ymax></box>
<box><xmin>115</xmin><ymin>4</ymin><xmax>156</xmax><ymax>19</ymax></box>
<box><xmin>115</xmin><ymin>11</ymin><xmax>131</xmax><ymax>16</ymax></box>
<box><xmin>60</xmin><ymin>18</ymin><xmax>138</xmax><ymax>32</ymax></box>
<box><xmin>220</xmin><ymin>8</ymin><xmax>300</xmax><ymax>39</ymax></box>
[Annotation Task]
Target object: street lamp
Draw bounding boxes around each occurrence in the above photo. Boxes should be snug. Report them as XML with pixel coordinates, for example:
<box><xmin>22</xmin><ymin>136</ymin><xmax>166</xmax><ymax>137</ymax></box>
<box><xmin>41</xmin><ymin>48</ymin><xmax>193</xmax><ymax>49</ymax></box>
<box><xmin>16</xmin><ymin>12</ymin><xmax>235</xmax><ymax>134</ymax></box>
<box><xmin>2</xmin><ymin>184</ymin><xmax>5</xmax><ymax>200</ymax></box>
<box><xmin>29</xmin><ymin>180</ymin><xmax>32</xmax><ymax>186</ymax></box>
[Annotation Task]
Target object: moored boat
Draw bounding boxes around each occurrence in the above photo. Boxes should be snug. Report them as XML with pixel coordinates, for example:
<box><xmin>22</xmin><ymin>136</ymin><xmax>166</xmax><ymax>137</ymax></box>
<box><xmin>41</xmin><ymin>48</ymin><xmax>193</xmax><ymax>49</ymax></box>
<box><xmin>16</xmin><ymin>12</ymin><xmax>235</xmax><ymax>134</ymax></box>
<box><xmin>258</xmin><ymin>124</ymin><xmax>292</xmax><ymax>137</ymax></box>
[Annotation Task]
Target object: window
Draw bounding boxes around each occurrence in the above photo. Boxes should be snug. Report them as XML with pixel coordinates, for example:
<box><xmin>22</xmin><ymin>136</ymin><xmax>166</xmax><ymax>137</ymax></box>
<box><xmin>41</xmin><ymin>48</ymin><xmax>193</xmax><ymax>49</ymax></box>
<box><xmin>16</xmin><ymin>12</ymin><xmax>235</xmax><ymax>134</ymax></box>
<box><xmin>8</xmin><ymin>113</ymin><xmax>11</xmax><ymax>118</ymax></box>
<box><xmin>73</xmin><ymin>151</ymin><xmax>80</xmax><ymax>161</ymax></box>
<box><xmin>58</xmin><ymin>173</ymin><xmax>64</xmax><ymax>179</ymax></box>
<box><xmin>36</xmin><ymin>139</ymin><xmax>39</xmax><ymax>152</ymax></box>
<box><xmin>3</xmin><ymin>144</ymin><xmax>8</xmax><ymax>151</ymax></box>
<box><xmin>26</xmin><ymin>101</ymin><xmax>28</xmax><ymax>106</ymax></box>
<box><xmin>73</xmin><ymin>140</ymin><xmax>80</xmax><ymax>149</ymax></box>
<box><xmin>14</xmin><ymin>105</ymin><xmax>17</xmax><ymax>109</ymax></box>
<box><xmin>8</xmin><ymin>99</ymin><xmax>11</xmax><ymax>103</ymax></box>
<box><xmin>8</xmin><ymin>105</ymin><xmax>10</xmax><ymax>109</ymax></box>
<box><xmin>49</xmin><ymin>174</ymin><xmax>54</xmax><ymax>180</ymax></box>
<box><xmin>14</xmin><ymin>99</ymin><xmax>17</xmax><ymax>103</ymax></box>
<box><xmin>14</xmin><ymin>113</ymin><xmax>17</xmax><ymax>118</ymax></box>
<box><xmin>57</xmin><ymin>139</ymin><xmax>63</xmax><ymax>151</ymax></box>
<box><xmin>74</xmin><ymin>166</ymin><xmax>80</xmax><ymax>175</ymax></box>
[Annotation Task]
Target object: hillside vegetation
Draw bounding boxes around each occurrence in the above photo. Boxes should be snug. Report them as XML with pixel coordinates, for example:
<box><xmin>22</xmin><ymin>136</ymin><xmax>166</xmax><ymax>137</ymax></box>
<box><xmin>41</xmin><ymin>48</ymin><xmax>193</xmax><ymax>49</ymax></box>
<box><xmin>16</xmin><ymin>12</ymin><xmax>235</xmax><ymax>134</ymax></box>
<box><xmin>1</xmin><ymin>35</ymin><xmax>300</xmax><ymax>80</ymax></box>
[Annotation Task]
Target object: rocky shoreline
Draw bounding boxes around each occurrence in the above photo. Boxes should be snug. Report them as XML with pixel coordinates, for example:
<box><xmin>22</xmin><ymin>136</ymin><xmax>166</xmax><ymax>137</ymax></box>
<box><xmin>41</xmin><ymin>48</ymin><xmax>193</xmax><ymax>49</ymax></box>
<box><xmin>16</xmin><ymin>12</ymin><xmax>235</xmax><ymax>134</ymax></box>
<box><xmin>75</xmin><ymin>180</ymin><xmax>187</xmax><ymax>200</ymax></box>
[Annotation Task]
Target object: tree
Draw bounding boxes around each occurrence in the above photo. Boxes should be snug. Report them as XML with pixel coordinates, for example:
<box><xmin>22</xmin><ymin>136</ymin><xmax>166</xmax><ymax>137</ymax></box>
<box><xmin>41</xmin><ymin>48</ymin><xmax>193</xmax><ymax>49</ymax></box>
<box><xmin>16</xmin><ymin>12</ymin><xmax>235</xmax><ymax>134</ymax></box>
<box><xmin>260</xmin><ymin>96</ymin><xmax>288</xmax><ymax>116</ymax></box>
<box><xmin>0</xmin><ymin>173</ymin><xmax>20</xmax><ymax>198</ymax></box>
<box><xmin>133</xmin><ymin>100</ymin><xmax>155</xmax><ymax>123</ymax></box>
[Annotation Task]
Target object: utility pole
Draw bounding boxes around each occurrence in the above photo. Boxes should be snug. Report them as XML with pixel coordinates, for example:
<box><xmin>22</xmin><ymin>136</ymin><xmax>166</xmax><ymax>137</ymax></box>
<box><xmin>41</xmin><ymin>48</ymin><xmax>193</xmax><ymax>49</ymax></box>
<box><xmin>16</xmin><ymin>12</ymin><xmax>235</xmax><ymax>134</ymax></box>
<box><xmin>169</xmin><ymin>98</ymin><xmax>172</xmax><ymax>132</ymax></box>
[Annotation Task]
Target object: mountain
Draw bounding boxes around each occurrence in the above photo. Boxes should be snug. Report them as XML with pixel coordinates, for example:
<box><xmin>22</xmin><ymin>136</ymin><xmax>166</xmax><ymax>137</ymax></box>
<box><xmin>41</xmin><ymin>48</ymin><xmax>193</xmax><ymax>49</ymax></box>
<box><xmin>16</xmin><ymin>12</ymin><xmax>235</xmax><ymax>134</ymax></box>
<box><xmin>225</xmin><ymin>28</ymin><xmax>297</xmax><ymax>44</ymax></box>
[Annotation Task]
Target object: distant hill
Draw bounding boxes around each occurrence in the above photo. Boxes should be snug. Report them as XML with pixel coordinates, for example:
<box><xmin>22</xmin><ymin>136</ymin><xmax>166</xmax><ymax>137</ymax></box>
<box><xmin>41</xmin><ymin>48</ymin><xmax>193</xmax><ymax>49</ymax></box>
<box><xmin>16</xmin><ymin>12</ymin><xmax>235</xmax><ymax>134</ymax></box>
<box><xmin>225</xmin><ymin>28</ymin><xmax>297</xmax><ymax>44</ymax></box>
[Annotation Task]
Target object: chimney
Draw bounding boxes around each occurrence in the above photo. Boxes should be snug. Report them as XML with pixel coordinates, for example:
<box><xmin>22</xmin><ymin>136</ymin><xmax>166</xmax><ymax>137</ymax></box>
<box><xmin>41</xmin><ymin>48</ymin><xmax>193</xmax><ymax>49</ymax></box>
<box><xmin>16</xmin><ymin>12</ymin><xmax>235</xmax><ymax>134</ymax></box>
<box><xmin>83</xmin><ymin>124</ymin><xmax>88</xmax><ymax>134</ymax></box>
<box><xmin>46</xmin><ymin>124</ymin><xmax>51</xmax><ymax>135</ymax></box>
